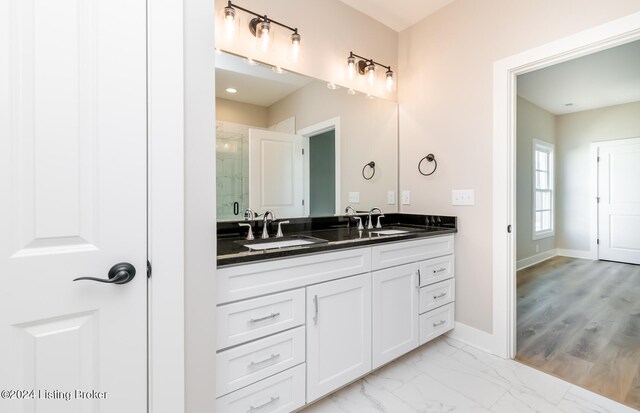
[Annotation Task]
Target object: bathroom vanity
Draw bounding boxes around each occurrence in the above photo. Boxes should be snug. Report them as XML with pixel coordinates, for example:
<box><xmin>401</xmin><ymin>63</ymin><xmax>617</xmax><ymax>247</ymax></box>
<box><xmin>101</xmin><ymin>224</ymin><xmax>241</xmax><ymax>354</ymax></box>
<box><xmin>215</xmin><ymin>214</ymin><xmax>457</xmax><ymax>412</ymax></box>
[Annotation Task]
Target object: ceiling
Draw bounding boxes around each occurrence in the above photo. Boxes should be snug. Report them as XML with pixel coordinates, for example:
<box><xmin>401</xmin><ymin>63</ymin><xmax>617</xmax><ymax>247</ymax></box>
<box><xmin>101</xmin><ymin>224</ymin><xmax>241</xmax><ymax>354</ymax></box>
<box><xmin>215</xmin><ymin>52</ymin><xmax>313</xmax><ymax>107</ymax></box>
<box><xmin>517</xmin><ymin>40</ymin><xmax>640</xmax><ymax>115</ymax></box>
<box><xmin>338</xmin><ymin>0</ymin><xmax>456</xmax><ymax>32</ymax></box>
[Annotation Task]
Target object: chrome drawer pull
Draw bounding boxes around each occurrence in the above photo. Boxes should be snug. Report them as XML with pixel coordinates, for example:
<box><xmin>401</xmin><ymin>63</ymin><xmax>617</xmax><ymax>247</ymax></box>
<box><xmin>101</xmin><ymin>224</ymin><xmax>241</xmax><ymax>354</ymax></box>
<box><xmin>313</xmin><ymin>295</ymin><xmax>319</xmax><ymax>325</ymax></box>
<box><xmin>249</xmin><ymin>312</ymin><xmax>281</xmax><ymax>323</ymax></box>
<box><xmin>248</xmin><ymin>353</ymin><xmax>280</xmax><ymax>367</ymax></box>
<box><xmin>416</xmin><ymin>270</ymin><xmax>421</xmax><ymax>290</ymax></box>
<box><xmin>433</xmin><ymin>292</ymin><xmax>447</xmax><ymax>299</ymax></box>
<box><xmin>433</xmin><ymin>320</ymin><xmax>447</xmax><ymax>327</ymax></box>
<box><xmin>433</xmin><ymin>267</ymin><xmax>447</xmax><ymax>274</ymax></box>
<box><xmin>248</xmin><ymin>396</ymin><xmax>280</xmax><ymax>412</ymax></box>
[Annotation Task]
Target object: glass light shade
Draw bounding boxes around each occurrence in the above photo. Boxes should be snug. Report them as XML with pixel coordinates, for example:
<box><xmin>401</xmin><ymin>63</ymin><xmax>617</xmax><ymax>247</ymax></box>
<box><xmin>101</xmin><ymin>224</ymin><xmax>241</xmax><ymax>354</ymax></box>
<box><xmin>385</xmin><ymin>70</ymin><xmax>394</xmax><ymax>92</ymax></box>
<box><xmin>257</xmin><ymin>21</ymin><xmax>271</xmax><ymax>52</ymax></box>
<box><xmin>290</xmin><ymin>32</ymin><xmax>301</xmax><ymax>62</ymax></box>
<box><xmin>347</xmin><ymin>56</ymin><xmax>356</xmax><ymax>81</ymax></box>
<box><xmin>223</xmin><ymin>7</ymin><xmax>236</xmax><ymax>39</ymax></box>
<box><xmin>366</xmin><ymin>63</ymin><xmax>375</xmax><ymax>85</ymax></box>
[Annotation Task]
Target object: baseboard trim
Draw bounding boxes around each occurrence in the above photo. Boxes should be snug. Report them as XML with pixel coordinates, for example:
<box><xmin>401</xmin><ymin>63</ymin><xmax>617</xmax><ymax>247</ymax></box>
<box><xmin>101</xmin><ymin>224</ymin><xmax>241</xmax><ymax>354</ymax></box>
<box><xmin>445</xmin><ymin>321</ymin><xmax>496</xmax><ymax>355</ymax></box>
<box><xmin>516</xmin><ymin>249</ymin><xmax>557</xmax><ymax>270</ymax></box>
<box><xmin>556</xmin><ymin>249</ymin><xmax>597</xmax><ymax>260</ymax></box>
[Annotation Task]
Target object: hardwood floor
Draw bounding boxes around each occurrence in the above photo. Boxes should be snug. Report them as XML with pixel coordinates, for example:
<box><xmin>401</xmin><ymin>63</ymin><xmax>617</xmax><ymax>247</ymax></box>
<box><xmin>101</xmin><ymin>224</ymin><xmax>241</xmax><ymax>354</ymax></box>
<box><xmin>516</xmin><ymin>256</ymin><xmax>640</xmax><ymax>410</ymax></box>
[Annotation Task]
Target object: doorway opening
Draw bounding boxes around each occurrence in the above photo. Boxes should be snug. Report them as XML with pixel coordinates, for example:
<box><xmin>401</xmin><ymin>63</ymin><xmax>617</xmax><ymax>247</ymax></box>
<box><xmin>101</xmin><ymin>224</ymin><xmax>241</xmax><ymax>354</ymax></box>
<box><xmin>514</xmin><ymin>40</ymin><xmax>640</xmax><ymax>409</ymax></box>
<box><xmin>298</xmin><ymin>117</ymin><xmax>342</xmax><ymax>216</ymax></box>
<box><xmin>308</xmin><ymin>130</ymin><xmax>337</xmax><ymax>216</ymax></box>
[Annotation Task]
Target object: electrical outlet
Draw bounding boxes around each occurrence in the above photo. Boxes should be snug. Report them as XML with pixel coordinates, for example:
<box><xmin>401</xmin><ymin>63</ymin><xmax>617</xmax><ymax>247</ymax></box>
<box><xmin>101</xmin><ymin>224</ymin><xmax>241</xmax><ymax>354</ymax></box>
<box><xmin>348</xmin><ymin>192</ymin><xmax>360</xmax><ymax>203</ymax></box>
<box><xmin>452</xmin><ymin>189</ymin><xmax>475</xmax><ymax>206</ymax></box>
<box><xmin>387</xmin><ymin>191</ymin><xmax>396</xmax><ymax>205</ymax></box>
<box><xmin>401</xmin><ymin>191</ymin><xmax>411</xmax><ymax>205</ymax></box>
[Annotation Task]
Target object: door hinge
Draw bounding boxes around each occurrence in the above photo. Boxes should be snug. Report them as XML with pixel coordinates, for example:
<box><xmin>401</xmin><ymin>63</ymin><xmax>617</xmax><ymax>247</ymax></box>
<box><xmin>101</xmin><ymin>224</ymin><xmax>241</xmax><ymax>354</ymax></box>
<box><xmin>597</xmin><ymin>239</ymin><xmax>600</xmax><ymax>245</ymax></box>
<box><xmin>597</xmin><ymin>156</ymin><xmax>600</xmax><ymax>162</ymax></box>
<box><xmin>596</xmin><ymin>197</ymin><xmax>600</xmax><ymax>203</ymax></box>
<box><xmin>302</xmin><ymin>199</ymin><xmax>305</xmax><ymax>206</ymax></box>
<box><xmin>507</xmin><ymin>225</ymin><xmax>512</xmax><ymax>233</ymax></box>
<box><xmin>147</xmin><ymin>260</ymin><xmax>152</xmax><ymax>278</ymax></box>
<box><xmin>302</xmin><ymin>148</ymin><xmax>304</xmax><ymax>155</ymax></box>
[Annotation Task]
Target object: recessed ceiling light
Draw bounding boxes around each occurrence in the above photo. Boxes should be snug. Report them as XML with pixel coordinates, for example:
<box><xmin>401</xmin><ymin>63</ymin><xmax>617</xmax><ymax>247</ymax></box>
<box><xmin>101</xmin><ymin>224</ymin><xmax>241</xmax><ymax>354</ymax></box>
<box><xmin>226</xmin><ymin>87</ymin><xmax>237</xmax><ymax>94</ymax></box>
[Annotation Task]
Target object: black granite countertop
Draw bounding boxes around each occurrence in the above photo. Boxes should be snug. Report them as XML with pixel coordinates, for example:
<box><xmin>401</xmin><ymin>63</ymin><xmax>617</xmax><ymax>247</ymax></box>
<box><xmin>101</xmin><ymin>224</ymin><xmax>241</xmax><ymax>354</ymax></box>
<box><xmin>217</xmin><ymin>213</ymin><xmax>457</xmax><ymax>267</ymax></box>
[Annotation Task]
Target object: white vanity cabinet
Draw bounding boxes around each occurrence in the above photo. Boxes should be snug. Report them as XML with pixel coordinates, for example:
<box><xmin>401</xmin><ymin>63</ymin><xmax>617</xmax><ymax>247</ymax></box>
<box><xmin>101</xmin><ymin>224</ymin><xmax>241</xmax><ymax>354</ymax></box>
<box><xmin>306</xmin><ymin>274</ymin><xmax>372</xmax><ymax>402</ymax></box>
<box><xmin>370</xmin><ymin>236</ymin><xmax>455</xmax><ymax>369</ymax></box>
<box><xmin>371</xmin><ymin>263</ymin><xmax>420</xmax><ymax>368</ymax></box>
<box><xmin>216</xmin><ymin>233</ymin><xmax>455</xmax><ymax>412</ymax></box>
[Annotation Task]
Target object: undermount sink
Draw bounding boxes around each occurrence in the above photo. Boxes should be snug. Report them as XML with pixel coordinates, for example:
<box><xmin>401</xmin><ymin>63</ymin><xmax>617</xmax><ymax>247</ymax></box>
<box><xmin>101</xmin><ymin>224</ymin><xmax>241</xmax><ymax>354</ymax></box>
<box><xmin>242</xmin><ymin>236</ymin><xmax>327</xmax><ymax>251</ymax></box>
<box><xmin>369</xmin><ymin>229</ymin><xmax>410</xmax><ymax>235</ymax></box>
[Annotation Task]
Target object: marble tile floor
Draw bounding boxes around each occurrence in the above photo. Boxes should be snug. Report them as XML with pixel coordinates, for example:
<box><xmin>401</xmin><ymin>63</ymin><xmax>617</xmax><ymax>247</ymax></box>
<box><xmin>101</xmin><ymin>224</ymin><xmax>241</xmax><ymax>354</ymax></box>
<box><xmin>301</xmin><ymin>336</ymin><xmax>639</xmax><ymax>413</ymax></box>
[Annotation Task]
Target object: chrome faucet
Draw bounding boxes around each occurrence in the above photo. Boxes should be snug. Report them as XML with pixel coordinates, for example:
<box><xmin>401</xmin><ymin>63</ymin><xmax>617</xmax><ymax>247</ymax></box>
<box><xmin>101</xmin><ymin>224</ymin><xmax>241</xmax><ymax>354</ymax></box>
<box><xmin>344</xmin><ymin>205</ymin><xmax>363</xmax><ymax>230</ymax></box>
<box><xmin>244</xmin><ymin>208</ymin><xmax>256</xmax><ymax>221</ymax></box>
<box><xmin>261</xmin><ymin>210</ymin><xmax>275</xmax><ymax>239</ymax></box>
<box><xmin>367</xmin><ymin>207</ymin><xmax>384</xmax><ymax>229</ymax></box>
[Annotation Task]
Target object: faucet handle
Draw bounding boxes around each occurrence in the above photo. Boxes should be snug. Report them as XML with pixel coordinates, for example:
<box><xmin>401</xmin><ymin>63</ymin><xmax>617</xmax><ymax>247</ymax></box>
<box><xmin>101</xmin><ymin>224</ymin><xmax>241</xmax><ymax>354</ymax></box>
<box><xmin>238</xmin><ymin>223</ymin><xmax>254</xmax><ymax>240</ymax></box>
<box><xmin>376</xmin><ymin>215</ymin><xmax>384</xmax><ymax>229</ymax></box>
<box><xmin>353</xmin><ymin>216</ymin><xmax>364</xmax><ymax>231</ymax></box>
<box><xmin>275</xmin><ymin>220</ymin><xmax>290</xmax><ymax>238</ymax></box>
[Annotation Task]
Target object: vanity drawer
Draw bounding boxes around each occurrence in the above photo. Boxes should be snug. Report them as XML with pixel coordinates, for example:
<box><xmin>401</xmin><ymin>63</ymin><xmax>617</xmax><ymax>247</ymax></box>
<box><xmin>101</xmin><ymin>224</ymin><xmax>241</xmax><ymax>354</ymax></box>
<box><xmin>419</xmin><ymin>278</ymin><xmax>455</xmax><ymax>314</ymax></box>
<box><xmin>419</xmin><ymin>302</ymin><xmax>454</xmax><ymax>345</ymax></box>
<box><xmin>217</xmin><ymin>248</ymin><xmax>371</xmax><ymax>304</ymax></box>
<box><xmin>371</xmin><ymin>235</ymin><xmax>453</xmax><ymax>270</ymax></box>
<box><xmin>217</xmin><ymin>289</ymin><xmax>305</xmax><ymax>350</ymax></box>
<box><xmin>216</xmin><ymin>364</ymin><xmax>306</xmax><ymax>413</ymax></box>
<box><xmin>419</xmin><ymin>255</ymin><xmax>454</xmax><ymax>286</ymax></box>
<box><xmin>216</xmin><ymin>327</ymin><xmax>305</xmax><ymax>397</ymax></box>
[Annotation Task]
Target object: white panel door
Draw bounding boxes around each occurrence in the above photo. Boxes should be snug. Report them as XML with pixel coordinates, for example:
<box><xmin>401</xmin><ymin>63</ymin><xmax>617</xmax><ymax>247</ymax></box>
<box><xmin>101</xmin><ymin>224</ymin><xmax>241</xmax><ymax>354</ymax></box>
<box><xmin>0</xmin><ymin>0</ymin><xmax>147</xmax><ymax>411</ymax></box>
<box><xmin>372</xmin><ymin>263</ymin><xmax>420</xmax><ymax>369</ymax></box>
<box><xmin>306</xmin><ymin>274</ymin><xmax>372</xmax><ymax>402</ymax></box>
<box><xmin>598</xmin><ymin>139</ymin><xmax>640</xmax><ymax>265</ymax></box>
<box><xmin>249</xmin><ymin>129</ymin><xmax>304</xmax><ymax>217</ymax></box>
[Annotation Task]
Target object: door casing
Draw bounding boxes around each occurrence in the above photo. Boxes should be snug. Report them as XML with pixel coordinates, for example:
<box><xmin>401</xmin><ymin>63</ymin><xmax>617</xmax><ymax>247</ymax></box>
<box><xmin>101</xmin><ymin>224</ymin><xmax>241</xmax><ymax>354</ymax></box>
<box><xmin>492</xmin><ymin>12</ymin><xmax>640</xmax><ymax>359</ymax></box>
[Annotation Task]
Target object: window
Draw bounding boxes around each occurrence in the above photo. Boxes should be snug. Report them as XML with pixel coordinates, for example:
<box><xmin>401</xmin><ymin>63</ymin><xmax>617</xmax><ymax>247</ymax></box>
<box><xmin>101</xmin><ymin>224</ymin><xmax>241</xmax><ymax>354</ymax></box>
<box><xmin>533</xmin><ymin>140</ymin><xmax>554</xmax><ymax>240</ymax></box>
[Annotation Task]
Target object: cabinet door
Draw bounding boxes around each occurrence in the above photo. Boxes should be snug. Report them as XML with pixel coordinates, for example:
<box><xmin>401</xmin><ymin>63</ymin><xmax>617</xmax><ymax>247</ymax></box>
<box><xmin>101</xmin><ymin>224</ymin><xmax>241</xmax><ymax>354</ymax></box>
<box><xmin>372</xmin><ymin>263</ymin><xmax>420</xmax><ymax>368</ymax></box>
<box><xmin>306</xmin><ymin>274</ymin><xmax>372</xmax><ymax>402</ymax></box>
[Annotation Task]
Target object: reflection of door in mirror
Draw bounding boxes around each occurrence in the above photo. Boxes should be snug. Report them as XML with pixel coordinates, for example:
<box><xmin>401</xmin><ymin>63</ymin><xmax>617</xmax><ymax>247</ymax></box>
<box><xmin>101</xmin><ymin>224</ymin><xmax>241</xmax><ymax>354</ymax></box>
<box><xmin>216</xmin><ymin>122</ymin><xmax>249</xmax><ymax>221</ymax></box>
<box><xmin>249</xmin><ymin>129</ymin><xmax>305</xmax><ymax>218</ymax></box>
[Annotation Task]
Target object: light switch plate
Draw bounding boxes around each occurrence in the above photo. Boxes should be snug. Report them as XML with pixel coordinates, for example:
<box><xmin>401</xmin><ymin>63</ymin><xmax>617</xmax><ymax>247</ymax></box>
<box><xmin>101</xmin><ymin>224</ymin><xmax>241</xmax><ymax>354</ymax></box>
<box><xmin>452</xmin><ymin>189</ymin><xmax>475</xmax><ymax>205</ymax></box>
<box><xmin>348</xmin><ymin>192</ymin><xmax>360</xmax><ymax>203</ymax></box>
<box><xmin>387</xmin><ymin>191</ymin><xmax>396</xmax><ymax>205</ymax></box>
<box><xmin>401</xmin><ymin>190</ymin><xmax>411</xmax><ymax>205</ymax></box>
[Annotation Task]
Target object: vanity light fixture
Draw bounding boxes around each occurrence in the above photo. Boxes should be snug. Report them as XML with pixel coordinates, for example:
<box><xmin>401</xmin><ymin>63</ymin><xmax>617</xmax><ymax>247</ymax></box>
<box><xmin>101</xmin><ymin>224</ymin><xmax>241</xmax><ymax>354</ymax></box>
<box><xmin>223</xmin><ymin>1</ymin><xmax>302</xmax><ymax>60</ymax></box>
<box><xmin>347</xmin><ymin>51</ymin><xmax>394</xmax><ymax>92</ymax></box>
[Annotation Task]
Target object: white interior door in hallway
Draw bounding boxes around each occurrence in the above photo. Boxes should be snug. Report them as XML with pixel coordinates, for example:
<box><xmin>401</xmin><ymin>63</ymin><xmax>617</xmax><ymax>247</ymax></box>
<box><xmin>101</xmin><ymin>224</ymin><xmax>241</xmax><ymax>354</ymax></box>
<box><xmin>0</xmin><ymin>0</ymin><xmax>148</xmax><ymax>411</ymax></box>
<box><xmin>598</xmin><ymin>137</ymin><xmax>640</xmax><ymax>265</ymax></box>
<box><xmin>249</xmin><ymin>129</ymin><xmax>305</xmax><ymax>218</ymax></box>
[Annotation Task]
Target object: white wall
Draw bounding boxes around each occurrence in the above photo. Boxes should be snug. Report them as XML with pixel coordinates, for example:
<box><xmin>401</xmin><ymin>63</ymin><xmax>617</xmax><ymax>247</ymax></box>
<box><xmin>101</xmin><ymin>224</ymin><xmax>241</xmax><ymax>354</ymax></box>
<box><xmin>268</xmin><ymin>81</ymin><xmax>398</xmax><ymax>212</ymax></box>
<box><xmin>516</xmin><ymin>97</ymin><xmax>556</xmax><ymax>261</ymax></box>
<box><xmin>214</xmin><ymin>0</ymin><xmax>398</xmax><ymax>100</ymax></box>
<box><xmin>216</xmin><ymin>97</ymin><xmax>269</xmax><ymax>127</ymax></box>
<box><xmin>556</xmin><ymin>101</ymin><xmax>640</xmax><ymax>252</ymax></box>
<box><xmin>398</xmin><ymin>0</ymin><xmax>640</xmax><ymax>333</ymax></box>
